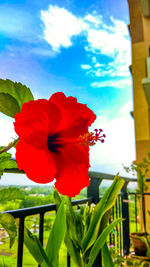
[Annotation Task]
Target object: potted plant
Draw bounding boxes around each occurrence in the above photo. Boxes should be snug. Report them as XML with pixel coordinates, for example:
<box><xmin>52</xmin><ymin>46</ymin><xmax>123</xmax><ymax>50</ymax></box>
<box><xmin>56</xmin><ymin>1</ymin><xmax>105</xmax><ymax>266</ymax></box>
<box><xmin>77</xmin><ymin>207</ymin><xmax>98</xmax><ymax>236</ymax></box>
<box><xmin>125</xmin><ymin>153</ymin><xmax>150</xmax><ymax>257</ymax></box>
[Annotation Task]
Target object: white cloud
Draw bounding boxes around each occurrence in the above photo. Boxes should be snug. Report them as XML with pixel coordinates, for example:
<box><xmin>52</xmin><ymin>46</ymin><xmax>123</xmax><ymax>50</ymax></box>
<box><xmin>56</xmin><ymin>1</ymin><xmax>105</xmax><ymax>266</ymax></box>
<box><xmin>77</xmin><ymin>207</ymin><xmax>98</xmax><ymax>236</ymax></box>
<box><xmin>86</xmin><ymin>17</ymin><xmax>131</xmax><ymax>77</ymax></box>
<box><xmin>86</xmin><ymin>17</ymin><xmax>130</xmax><ymax>61</ymax></box>
<box><xmin>84</xmin><ymin>14</ymin><xmax>102</xmax><ymax>26</ymax></box>
<box><xmin>41</xmin><ymin>5</ymin><xmax>86</xmax><ymax>52</ymax></box>
<box><xmin>95</xmin><ymin>63</ymin><xmax>104</xmax><ymax>68</ymax></box>
<box><xmin>91</xmin><ymin>78</ymin><xmax>131</xmax><ymax>89</ymax></box>
<box><xmin>89</xmin><ymin>102</ymin><xmax>136</xmax><ymax>176</ymax></box>
<box><xmin>40</xmin><ymin>5</ymin><xmax>131</xmax><ymax>81</ymax></box>
<box><xmin>81</xmin><ymin>64</ymin><xmax>92</xmax><ymax>70</ymax></box>
<box><xmin>92</xmin><ymin>56</ymin><xmax>97</xmax><ymax>63</ymax></box>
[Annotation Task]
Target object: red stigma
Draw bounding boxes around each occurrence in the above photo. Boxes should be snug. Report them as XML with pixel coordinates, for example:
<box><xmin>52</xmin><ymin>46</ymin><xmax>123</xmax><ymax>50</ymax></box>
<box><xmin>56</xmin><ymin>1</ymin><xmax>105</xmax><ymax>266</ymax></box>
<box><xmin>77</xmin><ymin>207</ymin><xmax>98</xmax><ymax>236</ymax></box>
<box><xmin>78</xmin><ymin>128</ymin><xmax>106</xmax><ymax>146</ymax></box>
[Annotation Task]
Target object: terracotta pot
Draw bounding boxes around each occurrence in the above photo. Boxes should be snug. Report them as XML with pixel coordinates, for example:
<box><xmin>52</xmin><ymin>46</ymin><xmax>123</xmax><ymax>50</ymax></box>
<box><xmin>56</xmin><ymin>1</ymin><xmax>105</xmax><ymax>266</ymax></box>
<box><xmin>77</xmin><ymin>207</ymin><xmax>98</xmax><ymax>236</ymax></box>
<box><xmin>130</xmin><ymin>232</ymin><xmax>147</xmax><ymax>256</ymax></box>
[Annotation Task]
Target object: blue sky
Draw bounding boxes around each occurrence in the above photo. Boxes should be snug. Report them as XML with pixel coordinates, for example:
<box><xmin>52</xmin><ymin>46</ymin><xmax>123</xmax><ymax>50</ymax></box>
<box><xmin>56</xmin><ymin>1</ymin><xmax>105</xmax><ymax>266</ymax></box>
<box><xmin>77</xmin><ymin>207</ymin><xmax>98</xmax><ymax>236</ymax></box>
<box><xmin>0</xmin><ymin>0</ymin><xmax>136</xmax><ymax>185</ymax></box>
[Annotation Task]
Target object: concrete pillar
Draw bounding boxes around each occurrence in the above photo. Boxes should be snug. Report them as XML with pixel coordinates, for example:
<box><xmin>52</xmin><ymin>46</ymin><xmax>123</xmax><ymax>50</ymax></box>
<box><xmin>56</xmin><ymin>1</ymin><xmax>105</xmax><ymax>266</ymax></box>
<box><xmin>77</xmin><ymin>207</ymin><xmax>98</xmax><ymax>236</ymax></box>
<box><xmin>127</xmin><ymin>0</ymin><xmax>150</xmax><ymax>233</ymax></box>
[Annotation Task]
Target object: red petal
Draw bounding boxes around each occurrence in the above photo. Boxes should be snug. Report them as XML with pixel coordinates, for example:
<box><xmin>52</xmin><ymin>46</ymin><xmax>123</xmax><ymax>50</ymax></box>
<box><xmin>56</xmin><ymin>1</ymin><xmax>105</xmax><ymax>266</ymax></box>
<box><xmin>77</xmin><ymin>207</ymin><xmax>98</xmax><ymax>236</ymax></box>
<box><xmin>55</xmin><ymin>163</ymin><xmax>90</xmax><ymax>197</ymax></box>
<box><xmin>14</xmin><ymin>99</ymin><xmax>61</xmax><ymax>149</ymax></box>
<box><xmin>16</xmin><ymin>139</ymin><xmax>57</xmax><ymax>183</ymax></box>
<box><xmin>62</xmin><ymin>144</ymin><xmax>89</xmax><ymax>167</ymax></box>
<box><xmin>49</xmin><ymin>92</ymin><xmax>96</xmax><ymax>137</ymax></box>
<box><xmin>53</xmin><ymin>146</ymin><xmax>90</xmax><ymax>197</ymax></box>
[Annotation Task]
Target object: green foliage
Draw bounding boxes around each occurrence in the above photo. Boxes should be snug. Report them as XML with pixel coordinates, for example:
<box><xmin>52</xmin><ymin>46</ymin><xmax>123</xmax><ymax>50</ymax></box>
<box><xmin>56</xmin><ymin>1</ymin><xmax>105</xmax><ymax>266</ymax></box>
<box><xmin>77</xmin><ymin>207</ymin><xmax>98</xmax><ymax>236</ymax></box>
<box><xmin>23</xmin><ymin>226</ymin><xmax>50</xmax><ymax>266</ymax></box>
<box><xmin>0</xmin><ymin>213</ymin><xmax>17</xmax><ymax>248</ymax></box>
<box><xmin>54</xmin><ymin>175</ymin><xmax>124</xmax><ymax>267</ymax></box>
<box><xmin>42</xmin><ymin>201</ymin><xmax>66</xmax><ymax>267</ymax></box>
<box><xmin>0</xmin><ymin>78</ymin><xmax>34</xmax><ymax>118</ymax></box>
<box><xmin>0</xmin><ymin>148</ymin><xmax>18</xmax><ymax>179</ymax></box>
<box><xmin>82</xmin><ymin>174</ymin><xmax>124</xmax><ymax>253</ymax></box>
<box><xmin>23</xmin><ymin>201</ymin><xmax>66</xmax><ymax>267</ymax></box>
<box><xmin>53</xmin><ymin>190</ymin><xmax>82</xmax><ymax>266</ymax></box>
<box><xmin>101</xmin><ymin>243</ymin><xmax>114</xmax><ymax>267</ymax></box>
<box><xmin>86</xmin><ymin>219</ymin><xmax>122</xmax><ymax>267</ymax></box>
<box><xmin>0</xmin><ymin>187</ymin><xmax>24</xmax><ymax>203</ymax></box>
<box><xmin>124</xmin><ymin>152</ymin><xmax>150</xmax><ymax>256</ymax></box>
<box><xmin>64</xmin><ymin>229</ymin><xmax>82</xmax><ymax>266</ymax></box>
<box><xmin>64</xmin><ymin>197</ymin><xmax>80</xmax><ymax>248</ymax></box>
<box><xmin>0</xmin><ymin>93</ymin><xmax>20</xmax><ymax>118</ymax></box>
<box><xmin>20</xmin><ymin>195</ymin><xmax>52</xmax><ymax>208</ymax></box>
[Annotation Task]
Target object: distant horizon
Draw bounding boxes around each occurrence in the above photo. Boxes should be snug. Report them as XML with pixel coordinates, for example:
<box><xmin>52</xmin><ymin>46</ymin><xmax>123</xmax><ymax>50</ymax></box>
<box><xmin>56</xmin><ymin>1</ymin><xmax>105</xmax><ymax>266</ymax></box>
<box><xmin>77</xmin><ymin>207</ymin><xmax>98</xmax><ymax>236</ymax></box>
<box><xmin>0</xmin><ymin>169</ymin><xmax>137</xmax><ymax>189</ymax></box>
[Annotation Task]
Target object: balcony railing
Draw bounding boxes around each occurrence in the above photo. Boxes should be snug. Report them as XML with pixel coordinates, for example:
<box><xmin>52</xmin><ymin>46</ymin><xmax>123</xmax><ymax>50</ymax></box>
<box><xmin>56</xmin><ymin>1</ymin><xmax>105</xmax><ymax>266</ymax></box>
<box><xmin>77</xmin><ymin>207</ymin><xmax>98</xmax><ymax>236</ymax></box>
<box><xmin>1</xmin><ymin>170</ymin><xmax>149</xmax><ymax>267</ymax></box>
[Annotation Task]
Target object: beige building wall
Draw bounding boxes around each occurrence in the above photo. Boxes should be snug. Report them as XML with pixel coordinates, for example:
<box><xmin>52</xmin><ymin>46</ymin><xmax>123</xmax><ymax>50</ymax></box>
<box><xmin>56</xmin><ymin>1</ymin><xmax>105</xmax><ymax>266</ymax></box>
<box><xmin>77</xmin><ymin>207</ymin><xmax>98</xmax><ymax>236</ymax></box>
<box><xmin>127</xmin><ymin>0</ymin><xmax>150</xmax><ymax>232</ymax></box>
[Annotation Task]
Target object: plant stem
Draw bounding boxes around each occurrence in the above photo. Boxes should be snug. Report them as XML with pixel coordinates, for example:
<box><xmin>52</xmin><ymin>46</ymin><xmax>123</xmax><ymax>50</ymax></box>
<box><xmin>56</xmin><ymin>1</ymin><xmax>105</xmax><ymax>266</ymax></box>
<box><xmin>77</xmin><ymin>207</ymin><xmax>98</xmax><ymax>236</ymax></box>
<box><xmin>0</xmin><ymin>138</ymin><xmax>19</xmax><ymax>155</ymax></box>
<box><xmin>81</xmin><ymin>254</ymin><xmax>85</xmax><ymax>267</ymax></box>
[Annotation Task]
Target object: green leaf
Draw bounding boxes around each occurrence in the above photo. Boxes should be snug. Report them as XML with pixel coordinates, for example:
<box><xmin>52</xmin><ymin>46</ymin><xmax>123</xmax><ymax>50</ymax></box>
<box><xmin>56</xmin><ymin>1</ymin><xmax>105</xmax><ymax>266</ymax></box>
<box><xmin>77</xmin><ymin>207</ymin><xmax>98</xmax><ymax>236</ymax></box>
<box><xmin>65</xmin><ymin>197</ymin><xmax>79</xmax><ymax>248</ymax></box>
<box><xmin>0</xmin><ymin>187</ymin><xmax>24</xmax><ymax>203</ymax></box>
<box><xmin>83</xmin><ymin>203</ymin><xmax>91</xmax><ymax>237</ymax></box>
<box><xmin>0</xmin><ymin>147</ymin><xmax>13</xmax><ymax>160</ymax></box>
<box><xmin>87</xmin><ymin>218</ymin><xmax>122</xmax><ymax>267</ymax></box>
<box><xmin>82</xmin><ymin>175</ymin><xmax>124</xmax><ymax>252</ymax></box>
<box><xmin>24</xmin><ymin>226</ymin><xmax>50</xmax><ymax>266</ymax></box>
<box><xmin>0</xmin><ymin>158</ymin><xmax>17</xmax><ymax>172</ymax></box>
<box><xmin>64</xmin><ymin>230</ymin><xmax>82</xmax><ymax>267</ymax></box>
<box><xmin>0</xmin><ymin>147</ymin><xmax>18</xmax><ymax>179</ymax></box>
<box><xmin>0</xmin><ymin>93</ymin><xmax>20</xmax><ymax>118</ymax></box>
<box><xmin>53</xmin><ymin>191</ymin><xmax>82</xmax><ymax>266</ymax></box>
<box><xmin>99</xmin><ymin>209</ymin><xmax>111</xmax><ymax>234</ymax></box>
<box><xmin>101</xmin><ymin>243</ymin><xmax>114</xmax><ymax>267</ymax></box>
<box><xmin>0</xmin><ymin>213</ymin><xmax>17</xmax><ymax>248</ymax></box>
<box><xmin>0</xmin><ymin>79</ymin><xmax>34</xmax><ymax>117</ymax></box>
<box><xmin>13</xmin><ymin>81</ymin><xmax>34</xmax><ymax>108</ymax></box>
<box><xmin>42</xmin><ymin>201</ymin><xmax>66</xmax><ymax>267</ymax></box>
<box><xmin>53</xmin><ymin>189</ymin><xmax>62</xmax><ymax>210</ymax></box>
<box><xmin>74</xmin><ymin>210</ymin><xmax>84</xmax><ymax>245</ymax></box>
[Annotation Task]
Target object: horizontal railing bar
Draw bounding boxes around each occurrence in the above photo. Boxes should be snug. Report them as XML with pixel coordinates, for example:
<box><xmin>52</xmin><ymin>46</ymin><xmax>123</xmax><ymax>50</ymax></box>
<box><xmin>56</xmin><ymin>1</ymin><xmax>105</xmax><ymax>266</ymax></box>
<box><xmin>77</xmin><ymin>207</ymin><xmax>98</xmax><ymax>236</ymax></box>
<box><xmin>4</xmin><ymin>167</ymin><xmax>138</xmax><ymax>182</ymax></box>
<box><xmin>3</xmin><ymin>203</ymin><xmax>56</xmax><ymax>218</ymax></box>
<box><xmin>4</xmin><ymin>168</ymin><xmax>25</xmax><ymax>174</ymax></box>
<box><xmin>89</xmin><ymin>171</ymin><xmax>137</xmax><ymax>182</ymax></box>
<box><xmin>3</xmin><ymin>159</ymin><xmax>150</xmax><ymax>183</ymax></box>
<box><xmin>0</xmin><ymin>198</ymin><xmax>90</xmax><ymax>218</ymax></box>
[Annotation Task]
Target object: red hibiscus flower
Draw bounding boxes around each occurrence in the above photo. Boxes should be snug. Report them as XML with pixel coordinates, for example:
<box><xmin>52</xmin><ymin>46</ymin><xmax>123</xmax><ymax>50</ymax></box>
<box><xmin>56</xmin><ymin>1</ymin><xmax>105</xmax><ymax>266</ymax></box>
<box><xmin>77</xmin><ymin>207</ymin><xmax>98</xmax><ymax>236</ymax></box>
<box><xmin>14</xmin><ymin>92</ymin><xmax>105</xmax><ymax>197</ymax></box>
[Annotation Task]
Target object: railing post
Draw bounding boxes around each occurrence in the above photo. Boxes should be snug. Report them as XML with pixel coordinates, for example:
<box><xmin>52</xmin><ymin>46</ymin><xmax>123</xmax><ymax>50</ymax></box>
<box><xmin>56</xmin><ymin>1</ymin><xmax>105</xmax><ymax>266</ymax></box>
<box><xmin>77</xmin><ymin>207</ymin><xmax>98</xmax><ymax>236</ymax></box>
<box><xmin>121</xmin><ymin>181</ymin><xmax>130</xmax><ymax>255</ymax></box>
<box><xmin>17</xmin><ymin>217</ymin><xmax>24</xmax><ymax>267</ymax></box>
<box><xmin>87</xmin><ymin>177</ymin><xmax>102</xmax><ymax>267</ymax></box>
<box><xmin>87</xmin><ymin>177</ymin><xmax>102</xmax><ymax>204</ymax></box>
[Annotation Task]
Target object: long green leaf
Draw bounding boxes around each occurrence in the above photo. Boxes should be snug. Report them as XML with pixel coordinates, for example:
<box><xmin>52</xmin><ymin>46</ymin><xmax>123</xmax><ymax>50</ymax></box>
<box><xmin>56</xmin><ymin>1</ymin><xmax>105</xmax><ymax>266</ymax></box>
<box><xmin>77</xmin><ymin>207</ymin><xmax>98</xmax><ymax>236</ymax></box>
<box><xmin>101</xmin><ymin>243</ymin><xmax>114</xmax><ymax>267</ymax></box>
<box><xmin>53</xmin><ymin>190</ymin><xmax>82</xmax><ymax>266</ymax></box>
<box><xmin>64</xmin><ymin>230</ymin><xmax>82</xmax><ymax>266</ymax></box>
<box><xmin>0</xmin><ymin>93</ymin><xmax>20</xmax><ymax>118</ymax></box>
<box><xmin>53</xmin><ymin>189</ymin><xmax>62</xmax><ymax>209</ymax></box>
<box><xmin>0</xmin><ymin>79</ymin><xmax>34</xmax><ymax>117</ymax></box>
<box><xmin>82</xmin><ymin>175</ymin><xmax>124</xmax><ymax>252</ymax></box>
<box><xmin>65</xmin><ymin>197</ymin><xmax>79</xmax><ymax>248</ymax></box>
<box><xmin>0</xmin><ymin>213</ymin><xmax>17</xmax><ymax>248</ymax></box>
<box><xmin>83</xmin><ymin>203</ymin><xmax>91</xmax><ymax>237</ymax></box>
<box><xmin>42</xmin><ymin>201</ymin><xmax>66</xmax><ymax>267</ymax></box>
<box><xmin>24</xmin><ymin>226</ymin><xmax>50</xmax><ymax>266</ymax></box>
<box><xmin>86</xmin><ymin>218</ymin><xmax>122</xmax><ymax>267</ymax></box>
<box><xmin>74</xmin><ymin>210</ymin><xmax>84</xmax><ymax>244</ymax></box>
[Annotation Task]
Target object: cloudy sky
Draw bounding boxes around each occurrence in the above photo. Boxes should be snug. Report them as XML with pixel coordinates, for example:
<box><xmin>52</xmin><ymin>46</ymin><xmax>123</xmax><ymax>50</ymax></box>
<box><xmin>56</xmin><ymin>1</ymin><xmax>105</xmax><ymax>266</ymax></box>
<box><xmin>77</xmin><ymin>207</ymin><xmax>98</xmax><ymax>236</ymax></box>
<box><xmin>0</xmin><ymin>0</ymin><xmax>136</xmax><ymax>185</ymax></box>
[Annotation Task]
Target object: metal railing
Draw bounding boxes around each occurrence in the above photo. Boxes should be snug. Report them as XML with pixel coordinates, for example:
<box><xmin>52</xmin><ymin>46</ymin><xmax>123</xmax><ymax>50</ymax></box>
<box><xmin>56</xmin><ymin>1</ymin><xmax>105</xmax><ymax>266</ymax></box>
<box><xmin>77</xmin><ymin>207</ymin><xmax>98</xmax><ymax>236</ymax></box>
<box><xmin>1</xmin><ymin>170</ymin><xmax>147</xmax><ymax>267</ymax></box>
